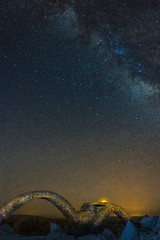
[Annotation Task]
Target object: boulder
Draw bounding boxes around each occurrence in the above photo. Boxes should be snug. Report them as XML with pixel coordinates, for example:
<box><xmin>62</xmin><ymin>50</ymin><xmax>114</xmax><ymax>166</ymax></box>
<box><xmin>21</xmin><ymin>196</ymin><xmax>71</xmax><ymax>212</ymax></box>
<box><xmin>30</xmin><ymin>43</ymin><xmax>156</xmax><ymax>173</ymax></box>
<box><xmin>53</xmin><ymin>234</ymin><xmax>76</xmax><ymax>240</ymax></box>
<box><xmin>140</xmin><ymin>217</ymin><xmax>158</xmax><ymax>232</ymax></box>
<box><xmin>139</xmin><ymin>232</ymin><xmax>150</xmax><ymax>240</ymax></box>
<box><xmin>48</xmin><ymin>223</ymin><xmax>75</xmax><ymax>240</ymax></box>
<box><xmin>77</xmin><ymin>234</ymin><xmax>99</xmax><ymax>240</ymax></box>
<box><xmin>140</xmin><ymin>233</ymin><xmax>160</xmax><ymax>240</ymax></box>
<box><xmin>155</xmin><ymin>238</ymin><xmax>160</xmax><ymax>240</ymax></box>
<box><xmin>119</xmin><ymin>221</ymin><xmax>139</xmax><ymax>240</ymax></box>
<box><xmin>48</xmin><ymin>222</ymin><xmax>76</xmax><ymax>240</ymax></box>
<box><xmin>154</xmin><ymin>217</ymin><xmax>160</xmax><ymax>234</ymax></box>
<box><xmin>50</xmin><ymin>222</ymin><xmax>64</xmax><ymax>235</ymax></box>
<box><xmin>0</xmin><ymin>224</ymin><xmax>14</xmax><ymax>234</ymax></box>
<box><xmin>98</xmin><ymin>228</ymin><xmax>117</xmax><ymax>240</ymax></box>
<box><xmin>26</xmin><ymin>236</ymin><xmax>46</xmax><ymax>240</ymax></box>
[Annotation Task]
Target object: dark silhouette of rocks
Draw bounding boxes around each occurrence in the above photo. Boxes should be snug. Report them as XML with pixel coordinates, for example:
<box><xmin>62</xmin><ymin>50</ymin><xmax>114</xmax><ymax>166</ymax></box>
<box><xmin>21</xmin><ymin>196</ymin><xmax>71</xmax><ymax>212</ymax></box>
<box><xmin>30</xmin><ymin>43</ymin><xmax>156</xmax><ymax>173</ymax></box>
<box><xmin>1</xmin><ymin>215</ymin><xmax>160</xmax><ymax>239</ymax></box>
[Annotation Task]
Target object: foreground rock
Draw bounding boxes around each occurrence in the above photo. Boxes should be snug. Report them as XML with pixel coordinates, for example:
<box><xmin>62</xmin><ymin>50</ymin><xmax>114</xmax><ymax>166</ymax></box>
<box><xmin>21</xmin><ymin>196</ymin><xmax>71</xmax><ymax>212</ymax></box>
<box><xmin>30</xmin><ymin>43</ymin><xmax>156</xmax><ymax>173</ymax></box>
<box><xmin>97</xmin><ymin>228</ymin><xmax>117</xmax><ymax>240</ymax></box>
<box><xmin>0</xmin><ymin>223</ymin><xmax>14</xmax><ymax>234</ymax></box>
<box><xmin>46</xmin><ymin>222</ymin><xmax>75</xmax><ymax>240</ymax></box>
<box><xmin>0</xmin><ymin>223</ymin><xmax>117</xmax><ymax>240</ymax></box>
<box><xmin>77</xmin><ymin>234</ymin><xmax>99</xmax><ymax>240</ymax></box>
<box><xmin>154</xmin><ymin>217</ymin><xmax>160</xmax><ymax>234</ymax></box>
<box><xmin>139</xmin><ymin>216</ymin><xmax>160</xmax><ymax>240</ymax></box>
<box><xmin>50</xmin><ymin>222</ymin><xmax>64</xmax><ymax>235</ymax></box>
<box><xmin>119</xmin><ymin>221</ymin><xmax>139</xmax><ymax>240</ymax></box>
<box><xmin>77</xmin><ymin>228</ymin><xmax>117</xmax><ymax>240</ymax></box>
<box><xmin>46</xmin><ymin>234</ymin><xmax>76</xmax><ymax>240</ymax></box>
<box><xmin>140</xmin><ymin>217</ymin><xmax>158</xmax><ymax>232</ymax></box>
<box><xmin>2</xmin><ymin>217</ymin><xmax>160</xmax><ymax>240</ymax></box>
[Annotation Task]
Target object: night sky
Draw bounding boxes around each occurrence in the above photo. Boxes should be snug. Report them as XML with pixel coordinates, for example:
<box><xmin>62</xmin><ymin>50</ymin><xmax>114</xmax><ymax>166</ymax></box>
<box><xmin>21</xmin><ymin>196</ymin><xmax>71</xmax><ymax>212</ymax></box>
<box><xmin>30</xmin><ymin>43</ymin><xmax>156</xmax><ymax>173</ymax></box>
<box><xmin>1</xmin><ymin>0</ymin><xmax>160</xmax><ymax>217</ymax></box>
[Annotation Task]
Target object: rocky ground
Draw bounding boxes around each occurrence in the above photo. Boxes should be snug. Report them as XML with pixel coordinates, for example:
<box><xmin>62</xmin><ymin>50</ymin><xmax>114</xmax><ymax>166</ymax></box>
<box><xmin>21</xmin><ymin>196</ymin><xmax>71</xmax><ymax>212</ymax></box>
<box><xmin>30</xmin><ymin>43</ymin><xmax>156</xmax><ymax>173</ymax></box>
<box><xmin>1</xmin><ymin>215</ymin><xmax>160</xmax><ymax>239</ymax></box>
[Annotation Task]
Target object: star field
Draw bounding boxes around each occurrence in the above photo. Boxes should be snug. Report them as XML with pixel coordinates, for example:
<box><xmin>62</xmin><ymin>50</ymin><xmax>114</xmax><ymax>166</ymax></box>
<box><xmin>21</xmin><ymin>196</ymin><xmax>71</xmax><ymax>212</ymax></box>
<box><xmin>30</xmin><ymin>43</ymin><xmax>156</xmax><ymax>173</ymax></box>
<box><xmin>0</xmin><ymin>0</ymin><xmax>160</xmax><ymax>217</ymax></box>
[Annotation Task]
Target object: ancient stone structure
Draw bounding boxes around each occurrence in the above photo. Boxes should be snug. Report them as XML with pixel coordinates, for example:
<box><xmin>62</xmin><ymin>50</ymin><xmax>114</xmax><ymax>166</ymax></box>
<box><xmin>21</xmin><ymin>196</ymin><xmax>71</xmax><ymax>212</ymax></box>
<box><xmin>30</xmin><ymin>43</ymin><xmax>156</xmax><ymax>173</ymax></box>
<box><xmin>0</xmin><ymin>190</ymin><xmax>129</xmax><ymax>227</ymax></box>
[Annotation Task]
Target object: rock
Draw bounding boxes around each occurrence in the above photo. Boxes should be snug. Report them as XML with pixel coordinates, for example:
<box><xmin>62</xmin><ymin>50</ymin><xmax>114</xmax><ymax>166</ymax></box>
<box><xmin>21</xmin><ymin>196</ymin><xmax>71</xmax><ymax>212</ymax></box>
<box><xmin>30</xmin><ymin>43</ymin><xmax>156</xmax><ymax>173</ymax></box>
<box><xmin>0</xmin><ymin>224</ymin><xmax>14</xmax><ymax>234</ymax></box>
<box><xmin>77</xmin><ymin>234</ymin><xmax>99</xmax><ymax>240</ymax></box>
<box><xmin>140</xmin><ymin>217</ymin><xmax>158</xmax><ymax>232</ymax></box>
<box><xmin>26</xmin><ymin>236</ymin><xmax>46</xmax><ymax>240</ymax></box>
<box><xmin>139</xmin><ymin>235</ymin><xmax>153</xmax><ymax>240</ymax></box>
<box><xmin>50</xmin><ymin>222</ymin><xmax>64</xmax><ymax>235</ymax></box>
<box><xmin>98</xmin><ymin>228</ymin><xmax>117</xmax><ymax>240</ymax></box>
<box><xmin>77</xmin><ymin>229</ymin><xmax>117</xmax><ymax>240</ymax></box>
<box><xmin>154</xmin><ymin>217</ymin><xmax>160</xmax><ymax>234</ymax></box>
<box><xmin>139</xmin><ymin>232</ymin><xmax>150</xmax><ymax>240</ymax></box>
<box><xmin>48</xmin><ymin>223</ymin><xmax>76</xmax><ymax>240</ymax></box>
<box><xmin>48</xmin><ymin>233</ymin><xmax>76</xmax><ymax>240</ymax></box>
<box><xmin>119</xmin><ymin>221</ymin><xmax>139</xmax><ymax>240</ymax></box>
<box><xmin>48</xmin><ymin>222</ymin><xmax>76</xmax><ymax>240</ymax></box>
<box><xmin>59</xmin><ymin>234</ymin><xmax>75</xmax><ymax>240</ymax></box>
<box><xmin>155</xmin><ymin>238</ymin><xmax>160</xmax><ymax>240</ymax></box>
<box><xmin>140</xmin><ymin>233</ymin><xmax>160</xmax><ymax>240</ymax></box>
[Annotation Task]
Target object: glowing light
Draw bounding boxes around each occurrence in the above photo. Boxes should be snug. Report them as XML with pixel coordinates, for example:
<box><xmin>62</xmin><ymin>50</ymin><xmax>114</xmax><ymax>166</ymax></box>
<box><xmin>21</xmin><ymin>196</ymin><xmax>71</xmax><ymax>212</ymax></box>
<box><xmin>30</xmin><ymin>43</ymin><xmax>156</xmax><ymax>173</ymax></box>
<box><xmin>100</xmin><ymin>199</ymin><xmax>108</xmax><ymax>203</ymax></box>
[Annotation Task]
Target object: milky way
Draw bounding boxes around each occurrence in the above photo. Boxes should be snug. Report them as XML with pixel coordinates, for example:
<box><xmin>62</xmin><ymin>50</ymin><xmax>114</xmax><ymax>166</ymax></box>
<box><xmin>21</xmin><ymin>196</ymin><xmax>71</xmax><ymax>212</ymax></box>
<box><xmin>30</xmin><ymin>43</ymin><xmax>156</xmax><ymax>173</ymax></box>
<box><xmin>0</xmin><ymin>0</ymin><xmax>160</xmax><ymax>217</ymax></box>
